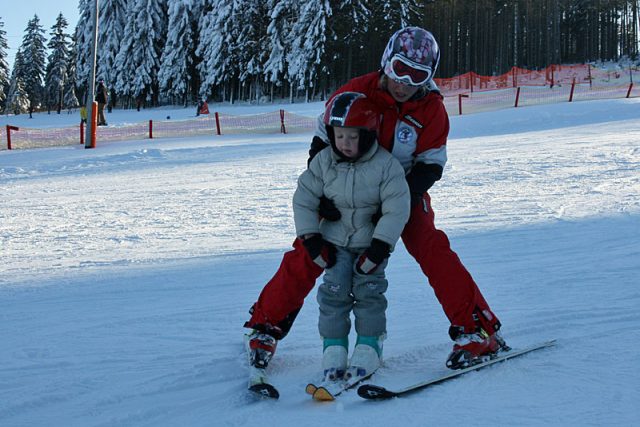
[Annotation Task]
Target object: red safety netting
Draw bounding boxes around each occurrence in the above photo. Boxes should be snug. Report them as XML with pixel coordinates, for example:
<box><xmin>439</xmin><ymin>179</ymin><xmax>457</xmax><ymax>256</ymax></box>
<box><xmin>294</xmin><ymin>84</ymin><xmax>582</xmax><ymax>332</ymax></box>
<box><xmin>435</xmin><ymin>64</ymin><xmax>593</xmax><ymax>95</ymax></box>
<box><xmin>1</xmin><ymin>63</ymin><xmax>638</xmax><ymax>150</ymax></box>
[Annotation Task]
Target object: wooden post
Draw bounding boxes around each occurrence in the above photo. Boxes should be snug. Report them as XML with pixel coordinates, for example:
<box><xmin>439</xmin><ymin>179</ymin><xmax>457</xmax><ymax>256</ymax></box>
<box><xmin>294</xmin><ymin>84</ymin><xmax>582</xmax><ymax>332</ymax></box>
<box><xmin>280</xmin><ymin>109</ymin><xmax>286</xmax><ymax>134</ymax></box>
<box><xmin>458</xmin><ymin>94</ymin><xmax>469</xmax><ymax>115</ymax></box>
<box><xmin>149</xmin><ymin>120</ymin><xmax>153</xmax><ymax>139</ymax></box>
<box><xmin>569</xmin><ymin>78</ymin><xmax>576</xmax><ymax>102</ymax></box>
<box><xmin>214</xmin><ymin>112</ymin><xmax>221</xmax><ymax>135</ymax></box>
<box><xmin>626</xmin><ymin>83</ymin><xmax>634</xmax><ymax>98</ymax></box>
<box><xmin>6</xmin><ymin>125</ymin><xmax>19</xmax><ymax>150</ymax></box>
<box><xmin>514</xmin><ymin>87</ymin><xmax>521</xmax><ymax>108</ymax></box>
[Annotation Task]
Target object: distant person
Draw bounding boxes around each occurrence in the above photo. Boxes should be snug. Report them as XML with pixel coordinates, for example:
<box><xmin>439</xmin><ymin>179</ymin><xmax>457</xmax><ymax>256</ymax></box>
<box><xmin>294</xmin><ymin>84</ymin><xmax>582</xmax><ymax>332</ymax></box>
<box><xmin>96</xmin><ymin>79</ymin><xmax>108</xmax><ymax>126</ymax></box>
<box><xmin>80</xmin><ymin>106</ymin><xmax>87</xmax><ymax>124</ymax></box>
<box><xmin>196</xmin><ymin>99</ymin><xmax>209</xmax><ymax>116</ymax></box>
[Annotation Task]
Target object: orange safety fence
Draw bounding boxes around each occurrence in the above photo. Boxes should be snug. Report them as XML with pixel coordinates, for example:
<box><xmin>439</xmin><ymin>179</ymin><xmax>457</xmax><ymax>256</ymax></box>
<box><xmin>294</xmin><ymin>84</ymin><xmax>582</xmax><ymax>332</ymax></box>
<box><xmin>1</xmin><ymin>110</ymin><xmax>317</xmax><ymax>150</ymax></box>
<box><xmin>2</xmin><ymin>63</ymin><xmax>639</xmax><ymax>150</ymax></box>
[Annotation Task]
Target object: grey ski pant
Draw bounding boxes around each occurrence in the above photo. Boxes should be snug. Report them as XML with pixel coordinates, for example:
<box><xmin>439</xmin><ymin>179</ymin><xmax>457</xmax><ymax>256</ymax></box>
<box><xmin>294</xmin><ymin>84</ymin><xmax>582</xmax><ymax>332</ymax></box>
<box><xmin>317</xmin><ymin>246</ymin><xmax>388</xmax><ymax>338</ymax></box>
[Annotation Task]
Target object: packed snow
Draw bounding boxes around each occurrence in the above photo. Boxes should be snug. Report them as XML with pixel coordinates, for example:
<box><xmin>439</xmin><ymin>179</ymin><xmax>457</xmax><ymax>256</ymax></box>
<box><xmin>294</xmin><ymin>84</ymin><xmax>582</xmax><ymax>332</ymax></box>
<box><xmin>1</xmin><ymin>98</ymin><xmax>639</xmax><ymax>426</ymax></box>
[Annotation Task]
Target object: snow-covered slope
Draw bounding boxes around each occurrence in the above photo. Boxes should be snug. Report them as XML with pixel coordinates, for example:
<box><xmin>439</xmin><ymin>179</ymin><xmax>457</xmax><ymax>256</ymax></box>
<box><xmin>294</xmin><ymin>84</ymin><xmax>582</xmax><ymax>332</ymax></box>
<box><xmin>1</xmin><ymin>98</ymin><xmax>639</xmax><ymax>426</ymax></box>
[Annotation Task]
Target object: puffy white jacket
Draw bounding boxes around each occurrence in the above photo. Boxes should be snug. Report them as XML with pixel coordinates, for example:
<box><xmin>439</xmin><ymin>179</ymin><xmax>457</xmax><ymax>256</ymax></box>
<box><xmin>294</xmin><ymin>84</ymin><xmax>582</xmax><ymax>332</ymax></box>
<box><xmin>293</xmin><ymin>142</ymin><xmax>410</xmax><ymax>250</ymax></box>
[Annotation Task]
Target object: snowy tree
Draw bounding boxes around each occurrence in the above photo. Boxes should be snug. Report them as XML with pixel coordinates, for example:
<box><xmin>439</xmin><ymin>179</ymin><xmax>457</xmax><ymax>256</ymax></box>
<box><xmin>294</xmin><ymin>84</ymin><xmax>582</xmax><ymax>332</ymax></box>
<box><xmin>196</xmin><ymin>1</ymin><xmax>238</xmax><ymax>101</ymax></box>
<box><xmin>378</xmin><ymin>0</ymin><xmax>422</xmax><ymax>29</ymax></box>
<box><xmin>115</xmin><ymin>0</ymin><xmax>167</xmax><ymax>106</ymax></box>
<box><xmin>75</xmin><ymin>0</ymin><xmax>94</xmax><ymax>101</ymax></box>
<box><xmin>333</xmin><ymin>1</ymin><xmax>372</xmax><ymax>81</ymax></box>
<box><xmin>97</xmin><ymin>0</ymin><xmax>128</xmax><ymax>96</ymax></box>
<box><xmin>287</xmin><ymin>1</ymin><xmax>333</xmax><ymax>100</ymax></box>
<box><xmin>45</xmin><ymin>13</ymin><xmax>72</xmax><ymax>113</ymax></box>
<box><xmin>0</xmin><ymin>17</ymin><xmax>10</xmax><ymax>112</ymax></box>
<box><xmin>6</xmin><ymin>49</ymin><xmax>30</xmax><ymax>114</ymax></box>
<box><xmin>263</xmin><ymin>0</ymin><xmax>297</xmax><ymax>89</ymax></box>
<box><xmin>20</xmin><ymin>15</ymin><xmax>48</xmax><ymax>115</ymax></box>
<box><xmin>158</xmin><ymin>0</ymin><xmax>195</xmax><ymax>105</ymax></box>
<box><xmin>236</xmin><ymin>0</ymin><xmax>272</xmax><ymax>101</ymax></box>
<box><xmin>63</xmin><ymin>33</ymin><xmax>80</xmax><ymax>111</ymax></box>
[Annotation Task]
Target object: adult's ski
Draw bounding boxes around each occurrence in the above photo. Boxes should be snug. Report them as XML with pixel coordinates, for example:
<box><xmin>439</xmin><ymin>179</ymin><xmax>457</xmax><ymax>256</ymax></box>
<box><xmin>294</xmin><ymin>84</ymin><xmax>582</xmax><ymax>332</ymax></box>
<box><xmin>358</xmin><ymin>340</ymin><xmax>556</xmax><ymax>400</ymax></box>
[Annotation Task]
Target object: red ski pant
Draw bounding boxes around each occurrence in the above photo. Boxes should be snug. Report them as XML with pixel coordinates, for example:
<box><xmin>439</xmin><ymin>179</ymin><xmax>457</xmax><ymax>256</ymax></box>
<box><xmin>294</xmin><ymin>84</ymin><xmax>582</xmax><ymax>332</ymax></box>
<box><xmin>246</xmin><ymin>193</ymin><xmax>500</xmax><ymax>338</ymax></box>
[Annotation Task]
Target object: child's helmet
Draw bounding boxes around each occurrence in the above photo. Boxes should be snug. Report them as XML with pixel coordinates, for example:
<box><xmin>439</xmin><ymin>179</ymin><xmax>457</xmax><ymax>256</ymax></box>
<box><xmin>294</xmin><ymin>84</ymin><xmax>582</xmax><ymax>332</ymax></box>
<box><xmin>380</xmin><ymin>27</ymin><xmax>440</xmax><ymax>86</ymax></box>
<box><xmin>323</xmin><ymin>92</ymin><xmax>379</xmax><ymax>159</ymax></box>
<box><xmin>323</xmin><ymin>92</ymin><xmax>379</xmax><ymax>131</ymax></box>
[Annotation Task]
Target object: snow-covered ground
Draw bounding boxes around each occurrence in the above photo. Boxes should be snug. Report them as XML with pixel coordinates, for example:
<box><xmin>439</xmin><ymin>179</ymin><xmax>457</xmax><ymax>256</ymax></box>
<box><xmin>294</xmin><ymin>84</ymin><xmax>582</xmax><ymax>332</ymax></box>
<box><xmin>1</xmin><ymin>98</ymin><xmax>639</xmax><ymax>426</ymax></box>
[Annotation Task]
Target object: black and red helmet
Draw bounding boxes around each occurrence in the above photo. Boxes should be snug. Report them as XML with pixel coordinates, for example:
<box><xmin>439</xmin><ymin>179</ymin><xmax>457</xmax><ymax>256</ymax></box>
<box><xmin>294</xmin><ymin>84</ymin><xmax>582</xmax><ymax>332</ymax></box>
<box><xmin>323</xmin><ymin>92</ymin><xmax>379</xmax><ymax>132</ymax></box>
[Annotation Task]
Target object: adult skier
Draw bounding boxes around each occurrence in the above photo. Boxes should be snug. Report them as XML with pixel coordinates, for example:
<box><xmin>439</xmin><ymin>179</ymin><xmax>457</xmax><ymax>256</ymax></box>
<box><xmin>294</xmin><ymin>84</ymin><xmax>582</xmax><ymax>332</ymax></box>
<box><xmin>245</xmin><ymin>26</ymin><xmax>508</xmax><ymax>372</ymax></box>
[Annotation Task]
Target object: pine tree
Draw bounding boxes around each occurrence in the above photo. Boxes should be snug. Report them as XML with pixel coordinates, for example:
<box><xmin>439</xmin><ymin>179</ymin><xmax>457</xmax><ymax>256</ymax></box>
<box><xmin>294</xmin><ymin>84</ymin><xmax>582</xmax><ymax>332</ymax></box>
<box><xmin>20</xmin><ymin>15</ymin><xmax>48</xmax><ymax>116</ymax></box>
<box><xmin>158</xmin><ymin>0</ymin><xmax>195</xmax><ymax>105</ymax></box>
<box><xmin>114</xmin><ymin>0</ymin><xmax>167</xmax><ymax>106</ymax></box>
<box><xmin>64</xmin><ymin>33</ymin><xmax>80</xmax><ymax>111</ymax></box>
<box><xmin>287</xmin><ymin>1</ymin><xmax>333</xmax><ymax>101</ymax></box>
<box><xmin>75</xmin><ymin>0</ymin><xmax>94</xmax><ymax>103</ymax></box>
<box><xmin>45</xmin><ymin>13</ymin><xmax>71</xmax><ymax>114</ymax></box>
<box><xmin>0</xmin><ymin>17</ymin><xmax>10</xmax><ymax>112</ymax></box>
<box><xmin>196</xmin><ymin>1</ymin><xmax>237</xmax><ymax>102</ymax></box>
<box><xmin>97</xmin><ymin>0</ymin><xmax>128</xmax><ymax>98</ymax></box>
<box><xmin>263</xmin><ymin>0</ymin><xmax>298</xmax><ymax>92</ymax></box>
<box><xmin>6</xmin><ymin>49</ymin><xmax>30</xmax><ymax>114</ymax></box>
<box><xmin>237</xmin><ymin>0</ymin><xmax>271</xmax><ymax>101</ymax></box>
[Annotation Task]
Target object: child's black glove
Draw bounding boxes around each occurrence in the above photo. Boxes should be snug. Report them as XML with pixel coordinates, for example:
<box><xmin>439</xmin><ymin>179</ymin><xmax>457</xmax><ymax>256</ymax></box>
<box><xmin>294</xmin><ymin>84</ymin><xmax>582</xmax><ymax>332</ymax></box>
<box><xmin>356</xmin><ymin>239</ymin><xmax>390</xmax><ymax>275</ymax></box>
<box><xmin>302</xmin><ymin>234</ymin><xmax>337</xmax><ymax>269</ymax></box>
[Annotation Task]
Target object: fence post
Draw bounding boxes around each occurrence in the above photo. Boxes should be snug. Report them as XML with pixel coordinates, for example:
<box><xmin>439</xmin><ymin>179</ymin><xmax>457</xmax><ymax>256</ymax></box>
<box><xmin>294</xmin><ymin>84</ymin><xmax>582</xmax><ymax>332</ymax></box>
<box><xmin>80</xmin><ymin>121</ymin><xmax>84</xmax><ymax>145</ymax></box>
<box><xmin>214</xmin><ymin>112</ymin><xmax>221</xmax><ymax>135</ymax></box>
<box><xmin>626</xmin><ymin>83</ymin><xmax>634</xmax><ymax>98</ymax></box>
<box><xmin>458</xmin><ymin>94</ymin><xmax>469</xmax><ymax>115</ymax></box>
<box><xmin>569</xmin><ymin>78</ymin><xmax>576</xmax><ymax>102</ymax></box>
<box><xmin>280</xmin><ymin>109</ymin><xmax>287</xmax><ymax>134</ymax></box>
<box><xmin>149</xmin><ymin>120</ymin><xmax>153</xmax><ymax>139</ymax></box>
<box><xmin>6</xmin><ymin>125</ymin><xmax>19</xmax><ymax>150</ymax></box>
<box><xmin>514</xmin><ymin>87</ymin><xmax>521</xmax><ymax>108</ymax></box>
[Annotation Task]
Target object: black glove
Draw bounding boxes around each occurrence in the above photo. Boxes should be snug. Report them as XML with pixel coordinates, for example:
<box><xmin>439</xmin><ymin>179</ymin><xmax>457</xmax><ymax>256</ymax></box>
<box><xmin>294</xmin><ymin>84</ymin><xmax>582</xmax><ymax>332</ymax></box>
<box><xmin>356</xmin><ymin>239</ymin><xmax>390</xmax><ymax>275</ymax></box>
<box><xmin>406</xmin><ymin>162</ymin><xmax>443</xmax><ymax>207</ymax></box>
<box><xmin>319</xmin><ymin>196</ymin><xmax>341</xmax><ymax>221</ymax></box>
<box><xmin>302</xmin><ymin>234</ymin><xmax>337</xmax><ymax>269</ymax></box>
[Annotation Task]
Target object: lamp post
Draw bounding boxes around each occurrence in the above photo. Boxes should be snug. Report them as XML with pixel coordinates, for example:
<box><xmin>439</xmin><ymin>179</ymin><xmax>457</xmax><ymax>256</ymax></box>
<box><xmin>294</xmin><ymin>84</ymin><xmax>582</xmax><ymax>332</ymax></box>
<box><xmin>84</xmin><ymin>0</ymin><xmax>99</xmax><ymax>149</ymax></box>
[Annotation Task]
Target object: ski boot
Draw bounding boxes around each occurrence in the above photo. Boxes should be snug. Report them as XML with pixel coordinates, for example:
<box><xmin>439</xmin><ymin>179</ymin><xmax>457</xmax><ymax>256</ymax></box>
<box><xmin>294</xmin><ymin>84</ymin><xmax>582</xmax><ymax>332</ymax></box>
<box><xmin>345</xmin><ymin>335</ymin><xmax>383</xmax><ymax>379</ymax></box>
<box><xmin>446</xmin><ymin>328</ymin><xmax>509</xmax><ymax>370</ymax></box>
<box><xmin>322</xmin><ymin>337</ymin><xmax>348</xmax><ymax>381</ymax></box>
<box><xmin>247</xmin><ymin>329</ymin><xmax>278</xmax><ymax>369</ymax></box>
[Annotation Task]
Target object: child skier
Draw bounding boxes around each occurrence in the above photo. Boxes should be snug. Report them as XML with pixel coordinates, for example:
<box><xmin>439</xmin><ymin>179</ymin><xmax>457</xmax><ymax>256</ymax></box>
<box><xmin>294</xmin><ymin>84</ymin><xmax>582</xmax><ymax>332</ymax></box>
<box><xmin>292</xmin><ymin>92</ymin><xmax>410</xmax><ymax>381</ymax></box>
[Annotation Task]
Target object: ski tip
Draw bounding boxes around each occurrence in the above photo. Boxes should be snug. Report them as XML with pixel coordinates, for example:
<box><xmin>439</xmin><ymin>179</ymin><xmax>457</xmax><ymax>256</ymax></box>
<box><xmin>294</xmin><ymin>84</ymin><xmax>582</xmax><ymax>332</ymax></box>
<box><xmin>305</xmin><ymin>383</ymin><xmax>318</xmax><ymax>396</ymax></box>
<box><xmin>357</xmin><ymin>384</ymin><xmax>397</xmax><ymax>400</ymax></box>
<box><xmin>249</xmin><ymin>383</ymin><xmax>279</xmax><ymax>399</ymax></box>
<box><xmin>312</xmin><ymin>386</ymin><xmax>335</xmax><ymax>402</ymax></box>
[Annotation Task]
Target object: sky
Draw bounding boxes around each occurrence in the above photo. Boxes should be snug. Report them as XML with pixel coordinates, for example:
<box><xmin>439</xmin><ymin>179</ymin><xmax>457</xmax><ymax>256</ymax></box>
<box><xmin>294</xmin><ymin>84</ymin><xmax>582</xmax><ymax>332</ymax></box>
<box><xmin>1</xmin><ymin>0</ymin><xmax>80</xmax><ymax>71</ymax></box>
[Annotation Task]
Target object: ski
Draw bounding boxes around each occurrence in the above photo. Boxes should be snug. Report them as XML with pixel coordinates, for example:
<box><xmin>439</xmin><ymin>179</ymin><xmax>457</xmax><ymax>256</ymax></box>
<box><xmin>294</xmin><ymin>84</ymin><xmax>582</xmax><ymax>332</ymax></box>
<box><xmin>307</xmin><ymin>371</ymin><xmax>376</xmax><ymax>401</ymax></box>
<box><xmin>357</xmin><ymin>340</ymin><xmax>556</xmax><ymax>400</ymax></box>
<box><xmin>244</xmin><ymin>332</ymin><xmax>279</xmax><ymax>399</ymax></box>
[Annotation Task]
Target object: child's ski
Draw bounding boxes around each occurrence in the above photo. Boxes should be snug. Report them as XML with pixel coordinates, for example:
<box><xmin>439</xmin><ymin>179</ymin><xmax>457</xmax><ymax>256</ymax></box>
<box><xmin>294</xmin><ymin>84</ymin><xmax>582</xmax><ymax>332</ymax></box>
<box><xmin>306</xmin><ymin>370</ymin><xmax>376</xmax><ymax>401</ymax></box>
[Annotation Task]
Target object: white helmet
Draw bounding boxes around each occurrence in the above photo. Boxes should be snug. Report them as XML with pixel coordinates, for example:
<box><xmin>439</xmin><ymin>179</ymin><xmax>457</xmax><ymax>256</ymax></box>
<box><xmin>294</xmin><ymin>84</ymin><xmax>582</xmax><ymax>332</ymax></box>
<box><xmin>380</xmin><ymin>27</ymin><xmax>440</xmax><ymax>86</ymax></box>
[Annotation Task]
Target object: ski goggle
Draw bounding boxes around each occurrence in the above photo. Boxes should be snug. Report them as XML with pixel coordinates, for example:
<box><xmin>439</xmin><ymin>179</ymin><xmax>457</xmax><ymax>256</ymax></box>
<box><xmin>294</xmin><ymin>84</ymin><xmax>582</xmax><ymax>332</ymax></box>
<box><xmin>386</xmin><ymin>54</ymin><xmax>434</xmax><ymax>86</ymax></box>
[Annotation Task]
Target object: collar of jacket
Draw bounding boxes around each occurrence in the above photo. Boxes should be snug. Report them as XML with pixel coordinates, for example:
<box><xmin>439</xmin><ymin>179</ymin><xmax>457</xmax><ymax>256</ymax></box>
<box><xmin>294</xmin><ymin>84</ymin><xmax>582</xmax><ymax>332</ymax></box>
<box><xmin>331</xmin><ymin>141</ymin><xmax>379</xmax><ymax>164</ymax></box>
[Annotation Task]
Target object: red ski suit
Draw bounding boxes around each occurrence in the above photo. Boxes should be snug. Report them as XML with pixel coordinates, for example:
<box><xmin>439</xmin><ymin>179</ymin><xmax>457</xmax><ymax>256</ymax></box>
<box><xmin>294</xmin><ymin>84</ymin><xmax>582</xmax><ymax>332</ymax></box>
<box><xmin>246</xmin><ymin>72</ymin><xmax>501</xmax><ymax>339</ymax></box>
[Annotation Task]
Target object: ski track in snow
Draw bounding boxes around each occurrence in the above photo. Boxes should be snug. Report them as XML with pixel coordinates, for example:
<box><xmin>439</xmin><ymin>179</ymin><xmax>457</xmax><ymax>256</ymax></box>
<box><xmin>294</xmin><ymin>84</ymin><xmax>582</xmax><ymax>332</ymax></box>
<box><xmin>1</xmin><ymin>99</ymin><xmax>639</xmax><ymax>426</ymax></box>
